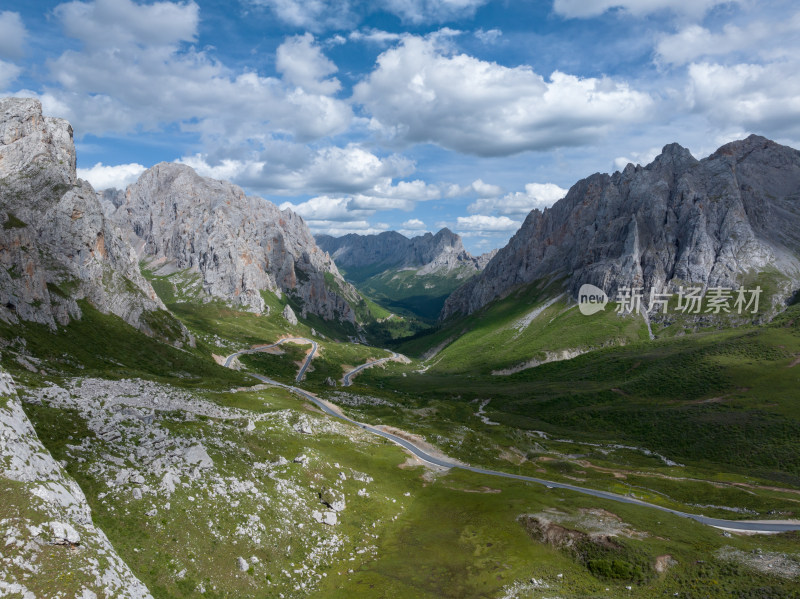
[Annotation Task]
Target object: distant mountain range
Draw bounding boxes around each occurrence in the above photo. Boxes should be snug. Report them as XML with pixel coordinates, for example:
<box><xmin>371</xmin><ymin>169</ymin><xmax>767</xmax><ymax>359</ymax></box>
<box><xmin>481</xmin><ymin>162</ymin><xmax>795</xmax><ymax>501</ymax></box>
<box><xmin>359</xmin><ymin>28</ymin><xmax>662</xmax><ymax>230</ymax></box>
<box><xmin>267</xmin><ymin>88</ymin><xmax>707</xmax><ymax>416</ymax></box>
<box><xmin>316</xmin><ymin>229</ymin><xmax>496</xmax><ymax>320</ymax></box>
<box><xmin>316</xmin><ymin>229</ymin><xmax>495</xmax><ymax>275</ymax></box>
<box><xmin>443</xmin><ymin>135</ymin><xmax>800</xmax><ymax>320</ymax></box>
<box><xmin>4</xmin><ymin>96</ymin><xmax>799</xmax><ymax>339</ymax></box>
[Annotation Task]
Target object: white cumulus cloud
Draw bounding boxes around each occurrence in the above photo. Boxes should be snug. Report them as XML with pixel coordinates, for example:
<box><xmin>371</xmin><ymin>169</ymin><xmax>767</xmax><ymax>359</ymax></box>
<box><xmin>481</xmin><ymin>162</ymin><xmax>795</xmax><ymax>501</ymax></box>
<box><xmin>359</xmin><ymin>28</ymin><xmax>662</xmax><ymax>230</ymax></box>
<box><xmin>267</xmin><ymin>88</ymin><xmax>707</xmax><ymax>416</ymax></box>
<box><xmin>77</xmin><ymin>162</ymin><xmax>147</xmax><ymax>190</ymax></box>
<box><xmin>402</xmin><ymin>218</ymin><xmax>426</xmax><ymax>229</ymax></box>
<box><xmin>468</xmin><ymin>182</ymin><xmax>566</xmax><ymax>217</ymax></box>
<box><xmin>247</xmin><ymin>0</ymin><xmax>489</xmax><ymax>28</ymax></box>
<box><xmin>380</xmin><ymin>0</ymin><xmax>490</xmax><ymax>23</ymax></box>
<box><xmin>245</xmin><ymin>0</ymin><xmax>359</xmax><ymax>31</ymax></box>
<box><xmin>0</xmin><ymin>60</ymin><xmax>21</xmax><ymax>90</ymax></box>
<box><xmin>40</xmin><ymin>0</ymin><xmax>351</xmax><ymax>144</ymax></box>
<box><xmin>656</xmin><ymin>14</ymin><xmax>800</xmax><ymax>66</ymax></box>
<box><xmin>280</xmin><ymin>196</ymin><xmax>372</xmax><ymax>222</ymax></box>
<box><xmin>553</xmin><ymin>0</ymin><xmax>737</xmax><ymax>19</ymax></box>
<box><xmin>179</xmin><ymin>144</ymin><xmax>414</xmax><ymax>196</ymax></box>
<box><xmin>455</xmin><ymin>214</ymin><xmax>520</xmax><ymax>231</ymax></box>
<box><xmin>277</xmin><ymin>33</ymin><xmax>341</xmax><ymax>95</ymax></box>
<box><xmin>349</xmin><ymin>29</ymin><xmax>403</xmax><ymax>44</ymax></box>
<box><xmin>687</xmin><ymin>60</ymin><xmax>800</xmax><ymax>137</ymax></box>
<box><xmin>354</xmin><ymin>35</ymin><xmax>653</xmax><ymax>157</ymax></box>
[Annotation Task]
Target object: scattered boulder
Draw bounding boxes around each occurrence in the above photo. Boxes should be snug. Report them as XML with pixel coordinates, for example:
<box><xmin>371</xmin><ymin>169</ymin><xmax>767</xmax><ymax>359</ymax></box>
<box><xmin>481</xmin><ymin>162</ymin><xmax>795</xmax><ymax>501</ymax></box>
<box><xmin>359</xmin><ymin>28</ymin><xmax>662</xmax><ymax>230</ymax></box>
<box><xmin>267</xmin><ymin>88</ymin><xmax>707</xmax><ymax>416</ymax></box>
<box><xmin>184</xmin><ymin>444</ymin><xmax>213</xmax><ymax>469</ymax></box>
<box><xmin>654</xmin><ymin>554</ymin><xmax>677</xmax><ymax>573</ymax></box>
<box><xmin>319</xmin><ymin>487</ymin><xmax>346</xmax><ymax>512</ymax></box>
<box><xmin>236</xmin><ymin>557</ymin><xmax>249</xmax><ymax>572</ymax></box>
<box><xmin>325</xmin><ymin>377</ymin><xmax>337</xmax><ymax>387</ymax></box>
<box><xmin>160</xmin><ymin>472</ymin><xmax>178</xmax><ymax>495</ymax></box>
<box><xmin>294</xmin><ymin>418</ymin><xmax>313</xmax><ymax>435</ymax></box>
<box><xmin>312</xmin><ymin>510</ymin><xmax>338</xmax><ymax>526</ymax></box>
<box><xmin>49</xmin><ymin>521</ymin><xmax>81</xmax><ymax>546</ymax></box>
<box><xmin>282</xmin><ymin>304</ymin><xmax>298</xmax><ymax>325</ymax></box>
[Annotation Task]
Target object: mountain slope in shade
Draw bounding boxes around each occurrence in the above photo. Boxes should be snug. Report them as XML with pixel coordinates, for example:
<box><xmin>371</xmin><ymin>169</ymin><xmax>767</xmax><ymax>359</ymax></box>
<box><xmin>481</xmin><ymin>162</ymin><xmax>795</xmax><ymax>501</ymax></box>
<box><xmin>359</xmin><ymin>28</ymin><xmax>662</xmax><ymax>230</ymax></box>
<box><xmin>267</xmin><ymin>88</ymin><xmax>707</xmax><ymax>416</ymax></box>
<box><xmin>442</xmin><ymin>135</ymin><xmax>800</xmax><ymax>320</ymax></box>
<box><xmin>110</xmin><ymin>163</ymin><xmax>362</xmax><ymax>323</ymax></box>
<box><xmin>0</xmin><ymin>98</ymin><xmax>174</xmax><ymax>339</ymax></box>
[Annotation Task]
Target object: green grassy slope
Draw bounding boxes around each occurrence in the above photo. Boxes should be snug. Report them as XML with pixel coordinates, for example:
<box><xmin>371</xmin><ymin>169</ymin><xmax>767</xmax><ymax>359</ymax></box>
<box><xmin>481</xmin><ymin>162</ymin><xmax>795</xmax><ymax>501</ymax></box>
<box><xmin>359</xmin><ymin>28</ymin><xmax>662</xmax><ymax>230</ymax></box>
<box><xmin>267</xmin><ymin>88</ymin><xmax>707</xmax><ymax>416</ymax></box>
<box><xmin>0</xmin><ymin>300</ymin><xmax>250</xmax><ymax>390</ymax></box>
<box><xmin>398</xmin><ymin>278</ymin><xmax>649</xmax><ymax>373</ymax></box>
<box><xmin>20</xmin><ymin>369</ymin><xmax>800</xmax><ymax>599</ymax></box>
<box><xmin>343</xmin><ymin>265</ymin><xmax>478</xmax><ymax>322</ymax></box>
<box><xmin>3</xmin><ymin>260</ymin><xmax>800</xmax><ymax>597</ymax></box>
<box><xmin>357</xmin><ymin>303</ymin><xmax>800</xmax><ymax>487</ymax></box>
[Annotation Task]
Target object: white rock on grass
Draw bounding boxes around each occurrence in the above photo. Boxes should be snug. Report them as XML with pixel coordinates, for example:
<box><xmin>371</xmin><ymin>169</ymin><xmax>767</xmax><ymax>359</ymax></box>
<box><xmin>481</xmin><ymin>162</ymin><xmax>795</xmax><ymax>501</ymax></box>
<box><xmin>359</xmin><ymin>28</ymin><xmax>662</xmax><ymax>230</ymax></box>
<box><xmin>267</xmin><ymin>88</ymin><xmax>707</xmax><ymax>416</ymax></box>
<box><xmin>294</xmin><ymin>419</ymin><xmax>313</xmax><ymax>435</ymax></box>
<box><xmin>311</xmin><ymin>510</ymin><xmax>338</xmax><ymax>526</ymax></box>
<box><xmin>49</xmin><ymin>521</ymin><xmax>81</xmax><ymax>545</ymax></box>
<box><xmin>183</xmin><ymin>444</ymin><xmax>213</xmax><ymax>469</ymax></box>
<box><xmin>237</xmin><ymin>557</ymin><xmax>249</xmax><ymax>572</ymax></box>
<box><xmin>282</xmin><ymin>304</ymin><xmax>298</xmax><ymax>325</ymax></box>
<box><xmin>0</xmin><ymin>367</ymin><xmax>154</xmax><ymax>598</ymax></box>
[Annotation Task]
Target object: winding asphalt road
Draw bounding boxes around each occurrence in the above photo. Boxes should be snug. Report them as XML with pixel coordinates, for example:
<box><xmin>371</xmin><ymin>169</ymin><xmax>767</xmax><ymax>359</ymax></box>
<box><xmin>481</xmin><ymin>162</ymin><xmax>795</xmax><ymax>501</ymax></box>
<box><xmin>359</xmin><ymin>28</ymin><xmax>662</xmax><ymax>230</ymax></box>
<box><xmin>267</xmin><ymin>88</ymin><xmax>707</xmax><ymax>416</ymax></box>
<box><xmin>225</xmin><ymin>337</ymin><xmax>317</xmax><ymax>382</ymax></box>
<box><xmin>225</xmin><ymin>346</ymin><xmax>800</xmax><ymax>534</ymax></box>
<box><xmin>342</xmin><ymin>350</ymin><xmax>401</xmax><ymax>386</ymax></box>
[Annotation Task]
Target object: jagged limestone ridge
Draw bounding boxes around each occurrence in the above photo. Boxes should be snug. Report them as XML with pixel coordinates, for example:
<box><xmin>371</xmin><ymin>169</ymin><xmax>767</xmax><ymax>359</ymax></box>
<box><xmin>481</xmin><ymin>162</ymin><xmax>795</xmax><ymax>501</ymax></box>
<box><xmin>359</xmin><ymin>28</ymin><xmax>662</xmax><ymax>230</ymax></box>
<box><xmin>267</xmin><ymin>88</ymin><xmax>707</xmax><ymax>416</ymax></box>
<box><xmin>442</xmin><ymin>135</ymin><xmax>800</xmax><ymax>319</ymax></box>
<box><xmin>0</xmin><ymin>97</ymin><xmax>181</xmax><ymax>342</ymax></box>
<box><xmin>111</xmin><ymin>162</ymin><xmax>362</xmax><ymax>322</ymax></box>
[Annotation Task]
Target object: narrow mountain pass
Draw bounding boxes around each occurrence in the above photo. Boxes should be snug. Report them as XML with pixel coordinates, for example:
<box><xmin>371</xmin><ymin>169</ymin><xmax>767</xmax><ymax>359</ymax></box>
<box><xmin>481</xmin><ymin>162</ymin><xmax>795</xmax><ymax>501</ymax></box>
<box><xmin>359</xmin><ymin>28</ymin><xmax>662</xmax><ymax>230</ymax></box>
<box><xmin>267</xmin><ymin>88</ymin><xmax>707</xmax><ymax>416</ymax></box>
<box><xmin>224</xmin><ymin>346</ymin><xmax>800</xmax><ymax>535</ymax></box>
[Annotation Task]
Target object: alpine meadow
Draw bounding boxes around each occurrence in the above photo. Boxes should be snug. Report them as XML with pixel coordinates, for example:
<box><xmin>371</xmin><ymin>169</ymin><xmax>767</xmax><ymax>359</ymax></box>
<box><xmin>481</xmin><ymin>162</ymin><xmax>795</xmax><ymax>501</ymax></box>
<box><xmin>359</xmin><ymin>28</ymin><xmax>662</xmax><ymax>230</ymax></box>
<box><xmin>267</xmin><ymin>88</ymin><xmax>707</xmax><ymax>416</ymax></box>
<box><xmin>2</xmin><ymin>1</ymin><xmax>800</xmax><ymax>598</ymax></box>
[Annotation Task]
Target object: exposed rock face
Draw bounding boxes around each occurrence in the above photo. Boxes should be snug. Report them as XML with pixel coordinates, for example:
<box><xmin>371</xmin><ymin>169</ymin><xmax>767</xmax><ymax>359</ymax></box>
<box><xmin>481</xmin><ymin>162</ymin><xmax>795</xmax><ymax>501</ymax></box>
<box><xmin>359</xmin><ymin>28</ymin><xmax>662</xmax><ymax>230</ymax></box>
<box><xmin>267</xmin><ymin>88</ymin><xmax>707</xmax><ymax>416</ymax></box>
<box><xmin>316</xmin><ymin>228</ymin><xmax>492</xmax><ymax>275</ymax></box>
<box><xmin>111</xmin><ymin>163</ymin><xmax>360</xmax><ymax>321</ymax></box>
<box><xmin>443</xmin><ymin>135</ymin><xmax>800</xmax><ymax>319</ymax></box>
<box><xmin>97</xmin><ymin>187</ymin><xmax>126</xmax><ymax>218</ymax></box>
<box><xmin>282</xmin><ymin>303</ymin><xmax>298</xmax><ymax>325</ymax></box>
<box><xmin>0</xmin><ymin>98</ymin><xmax>168</xmax><ymax>335</ymax></box>
<box><xmin>0</xmin><ymin>368</ymin><xmax>153</xmax><ymax>598</ymax></box>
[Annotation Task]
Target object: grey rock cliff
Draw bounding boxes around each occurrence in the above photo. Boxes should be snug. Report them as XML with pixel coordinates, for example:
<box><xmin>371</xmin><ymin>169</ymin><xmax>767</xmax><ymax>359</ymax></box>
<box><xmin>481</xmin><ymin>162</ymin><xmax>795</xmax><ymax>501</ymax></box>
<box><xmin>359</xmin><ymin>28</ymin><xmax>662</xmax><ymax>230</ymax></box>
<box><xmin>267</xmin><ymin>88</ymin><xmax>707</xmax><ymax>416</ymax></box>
<box><xmin>0</xmin><ymin>367</ymin><xmax>153</xmax><ymax>597</ymax></box>
<box><xmin>0</xmin><ymin>98</ymin><xmax>169</xmax><ymax>335</ymax></box>
<box><xmin>316</xmin><ymin>228</ymin><xmax>491</xmax><ymax>276</ymax></box>
<box><xmin>442</xmin><ymin>135</ymin><xmax>800</xmax><ymax>319</ymax></box>
<box><xmin>111</xmin><ymin>163</ymin><xmax>360</xmax><ymax>321</ymax></box>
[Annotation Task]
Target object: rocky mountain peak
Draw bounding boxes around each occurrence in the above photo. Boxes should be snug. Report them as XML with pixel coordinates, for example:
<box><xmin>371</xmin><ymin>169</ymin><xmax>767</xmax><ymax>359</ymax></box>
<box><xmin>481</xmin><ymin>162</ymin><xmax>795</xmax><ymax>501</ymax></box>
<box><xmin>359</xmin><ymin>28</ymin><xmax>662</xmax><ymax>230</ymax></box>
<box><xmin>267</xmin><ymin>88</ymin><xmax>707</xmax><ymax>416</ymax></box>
<box><xmin>0</xmin><ymin>98</ymin><xmax>76</xmax><ymax>191</ymax></box>
<box><xmin>442</xmin><ymin>136</ymin><xmax>800</xmax><ymax>320</ymax></box>
<box><xmin>0</xmin><ymin>98</ymin><xmax>177</xmax><ymax>340</ymax></box>
<box><xmin>110</xmin><ymin>161</ymin><xmax>361</xmax><ymax>322</ymax></box>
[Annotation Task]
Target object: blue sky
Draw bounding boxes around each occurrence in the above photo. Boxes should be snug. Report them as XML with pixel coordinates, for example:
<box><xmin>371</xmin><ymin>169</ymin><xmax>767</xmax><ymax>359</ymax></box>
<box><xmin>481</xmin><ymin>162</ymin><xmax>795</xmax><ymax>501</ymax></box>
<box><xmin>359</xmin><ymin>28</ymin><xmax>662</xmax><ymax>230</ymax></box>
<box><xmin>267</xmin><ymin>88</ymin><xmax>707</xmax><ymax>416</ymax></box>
<box><xmin>1</xmin><ymin>0</ymin><xmax>799</xmax><ymax>253</ymax></box>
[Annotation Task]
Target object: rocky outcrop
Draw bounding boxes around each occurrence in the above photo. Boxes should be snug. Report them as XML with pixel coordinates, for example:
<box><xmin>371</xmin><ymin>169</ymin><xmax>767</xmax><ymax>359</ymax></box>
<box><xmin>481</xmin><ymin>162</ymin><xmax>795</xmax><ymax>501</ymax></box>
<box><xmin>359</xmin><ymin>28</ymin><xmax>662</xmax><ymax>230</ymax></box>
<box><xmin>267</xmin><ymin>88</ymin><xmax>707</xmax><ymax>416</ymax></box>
<box><xmin>282</xmin><ymin>303</ymin><xmax>298</xmax><ymax>325</ymax></box>
<box><xmin>442</xmin><ymin>135</ymin><xmax>800</xmax><ymax>319</ymax></box>
<box><xmin>316</xmin><ymin>228</ymin><xmax>492</xmax><ymax>276</ymax></box>
<box><xmin>0</xmin><ymin>367</ymin><xmax>153</xmax><ymax>598</ymax></box>
<box><xmin>0</xmin><ymin>98</ymin><xmax>171</xmax><ymax>337</ymax></box>
<box><xmin>97</xmin><ymin>187</ymin><xmax>125</xmax><ymax>218</ymax></box>
<box><xmin>111</xmin><ymin>163</ymin><xmax>361</xmax><ymax>322</ymax></box>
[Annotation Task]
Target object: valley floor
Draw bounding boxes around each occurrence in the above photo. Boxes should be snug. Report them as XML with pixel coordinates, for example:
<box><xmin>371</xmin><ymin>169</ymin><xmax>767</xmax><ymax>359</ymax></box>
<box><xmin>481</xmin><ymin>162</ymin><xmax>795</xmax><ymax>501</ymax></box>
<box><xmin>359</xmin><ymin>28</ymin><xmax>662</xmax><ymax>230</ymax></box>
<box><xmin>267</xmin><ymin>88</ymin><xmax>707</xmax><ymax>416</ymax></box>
<box><xmin>3</xmin><ymin>292</ymin><xmax>800</xmax><ymax>598</ymax></box>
